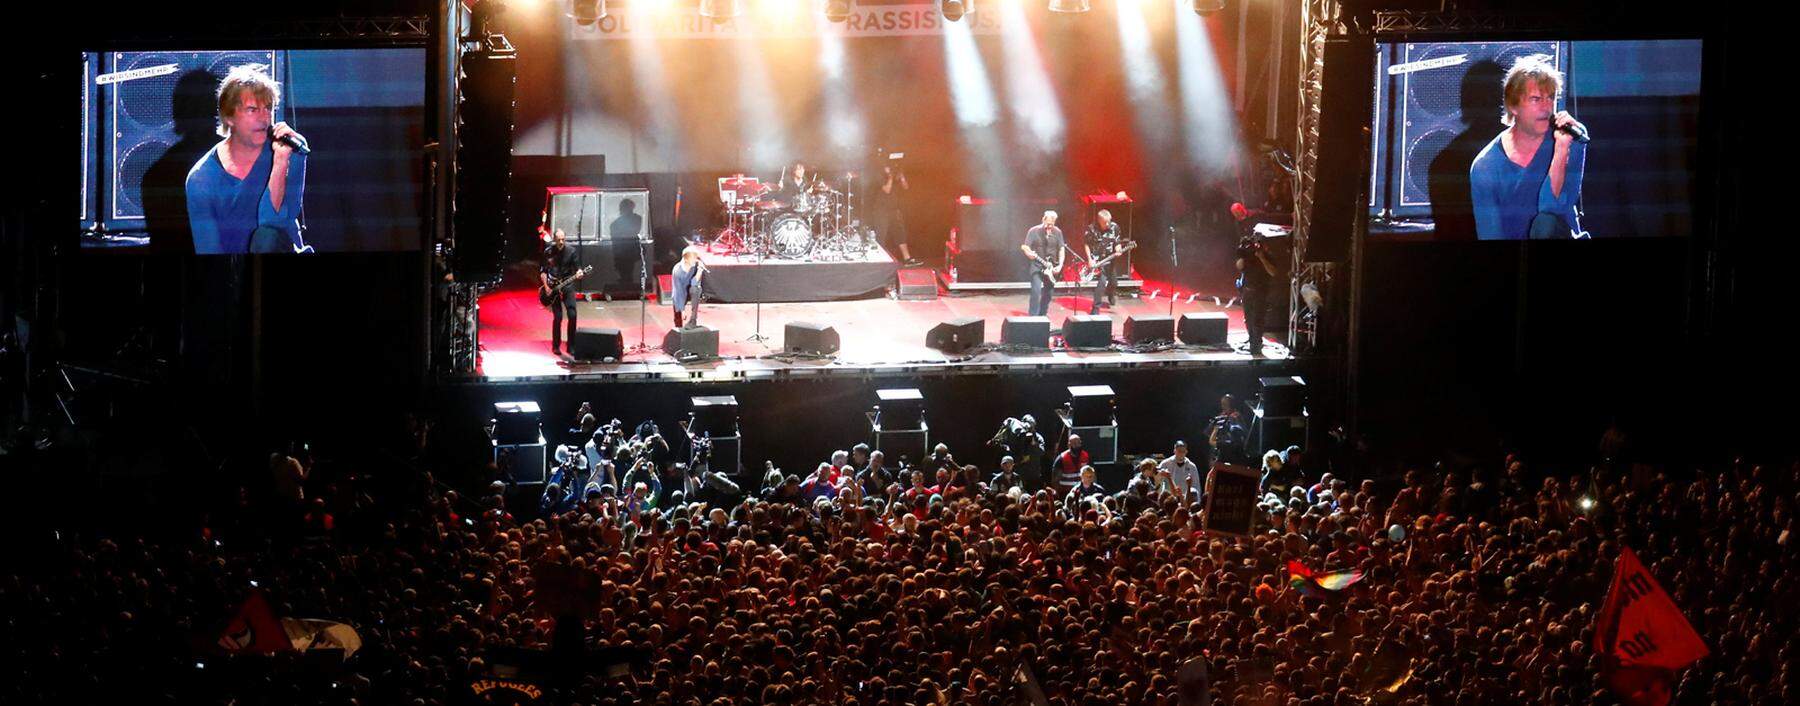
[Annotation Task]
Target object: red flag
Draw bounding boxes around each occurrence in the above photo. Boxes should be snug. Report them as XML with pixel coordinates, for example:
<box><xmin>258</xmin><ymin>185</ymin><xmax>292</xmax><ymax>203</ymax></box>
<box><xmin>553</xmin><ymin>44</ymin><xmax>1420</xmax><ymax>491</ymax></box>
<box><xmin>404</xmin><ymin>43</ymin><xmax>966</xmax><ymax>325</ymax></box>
<box><xmin>216</xmin><ymin>589</ymin><xmax>293</xmax><ymax>654</ymax></box>
<box><xmin>1593</xmin><ymin>546</ymin><xmax>1708</xmax><ymax>706</ymax></box>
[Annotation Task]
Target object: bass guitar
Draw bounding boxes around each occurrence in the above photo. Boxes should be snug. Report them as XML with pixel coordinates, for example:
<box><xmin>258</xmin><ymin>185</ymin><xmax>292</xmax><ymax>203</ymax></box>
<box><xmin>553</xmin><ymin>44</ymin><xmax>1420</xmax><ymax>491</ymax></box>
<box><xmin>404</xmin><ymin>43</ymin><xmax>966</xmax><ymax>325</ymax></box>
<box><xmin>539</xmin><ymin>266</ymin><xmax>593</xmax><ymax>307</ymax></box>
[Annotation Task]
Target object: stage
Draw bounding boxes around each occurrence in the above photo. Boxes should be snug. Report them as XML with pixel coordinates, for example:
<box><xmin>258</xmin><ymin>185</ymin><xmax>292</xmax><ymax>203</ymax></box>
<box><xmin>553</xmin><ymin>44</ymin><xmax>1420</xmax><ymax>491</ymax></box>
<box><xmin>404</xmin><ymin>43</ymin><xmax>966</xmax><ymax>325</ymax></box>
<box><xmin>473</xmin><ymin>284</ymin><xmax>1287</xmax><ymax>382</ymax></box>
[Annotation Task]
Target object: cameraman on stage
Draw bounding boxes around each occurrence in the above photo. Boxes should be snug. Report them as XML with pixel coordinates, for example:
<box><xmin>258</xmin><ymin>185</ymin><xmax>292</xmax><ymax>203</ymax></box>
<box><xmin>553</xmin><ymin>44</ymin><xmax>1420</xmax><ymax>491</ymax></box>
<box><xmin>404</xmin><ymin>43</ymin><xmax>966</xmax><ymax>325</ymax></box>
<box><xmin>1234</xmin><ymin>202</ymin><xmax>1279</xmax><ymax>357</ymax></box>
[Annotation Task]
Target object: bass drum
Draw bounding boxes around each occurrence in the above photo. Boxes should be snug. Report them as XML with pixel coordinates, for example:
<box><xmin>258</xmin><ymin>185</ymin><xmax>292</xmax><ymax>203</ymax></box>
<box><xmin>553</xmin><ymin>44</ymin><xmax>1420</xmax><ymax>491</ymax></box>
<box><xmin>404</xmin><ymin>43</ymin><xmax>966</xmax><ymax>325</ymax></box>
<box><xmin>768</xmin><ymin>216</ymin><xmax>813</xmax><ymax>259</ymax></box>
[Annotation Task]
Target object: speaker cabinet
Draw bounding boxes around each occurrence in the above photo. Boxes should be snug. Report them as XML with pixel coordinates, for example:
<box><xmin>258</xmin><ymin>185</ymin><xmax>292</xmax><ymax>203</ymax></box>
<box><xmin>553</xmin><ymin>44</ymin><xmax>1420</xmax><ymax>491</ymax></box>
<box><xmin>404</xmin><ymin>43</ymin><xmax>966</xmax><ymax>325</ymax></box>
<box><xmin>571</xmin><ymin>327</ymin><xmax>624</xmax><ymax>362</ymax></box>
<box><xmin>784</xmin><ymin>322</ymin><xmax>840</xmax><ymax>355</ymax></box>
<box><xmin>1061</xmin><ymin>315</ymin><xmax>1113</xmax><ymax>349</ymax></box>
<box><xmin>926</xmin><ymin>316</ymin><xmax>985</xmax><ymax>353</ymax></box>
<box><xmin>663</xmin><ymin>326</ymin><xmax>719</xmax><ymax>359</ymax></box>
<box><xmin>1178</xmin><ymin>312</ymin><xmax>1230</xmax><ymax>345</ymax></box>
<box><xmin>1001</xmin><ymin>316</ymin><xmax>1050</xmax><ymax>348</ymax></box>
<box><xmin>1123</xmin><ymin>315</ymin><xmax>1175</xmax><ymax>344</ymax></box>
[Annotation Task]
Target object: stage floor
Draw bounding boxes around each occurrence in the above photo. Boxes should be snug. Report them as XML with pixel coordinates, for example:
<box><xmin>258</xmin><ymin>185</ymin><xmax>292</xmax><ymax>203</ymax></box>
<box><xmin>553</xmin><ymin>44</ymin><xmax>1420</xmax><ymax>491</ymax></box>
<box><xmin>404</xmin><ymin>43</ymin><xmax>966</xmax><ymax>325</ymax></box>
<box><xmin>473</xmin><ymin>287</ymin><xmax>1288</xmax><ymax>381</ymax></box>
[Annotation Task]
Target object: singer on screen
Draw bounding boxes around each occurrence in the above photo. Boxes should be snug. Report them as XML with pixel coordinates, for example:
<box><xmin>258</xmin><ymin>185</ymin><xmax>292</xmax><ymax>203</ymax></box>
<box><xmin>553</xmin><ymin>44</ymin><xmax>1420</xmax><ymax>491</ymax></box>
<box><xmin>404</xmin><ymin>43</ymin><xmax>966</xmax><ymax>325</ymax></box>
<box><xmin>184</xmin><ymin>65</ymin><xmax>311</xmax><ymax>254</ymax></box>
<box><xmin>1469</xmin><ymin>55</ymin><xmax>1588</xmax><ymax>240</ymax></box>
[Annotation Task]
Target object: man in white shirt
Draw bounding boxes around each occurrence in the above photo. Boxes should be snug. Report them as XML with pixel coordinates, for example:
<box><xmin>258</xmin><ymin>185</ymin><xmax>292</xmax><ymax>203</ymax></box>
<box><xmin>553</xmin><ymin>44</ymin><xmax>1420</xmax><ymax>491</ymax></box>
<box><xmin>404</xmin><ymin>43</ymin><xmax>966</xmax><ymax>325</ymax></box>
<box><xmin>1158</xmin><ymin>440</ymin><xmax>1202</xmax><ymax>502</ymax></box>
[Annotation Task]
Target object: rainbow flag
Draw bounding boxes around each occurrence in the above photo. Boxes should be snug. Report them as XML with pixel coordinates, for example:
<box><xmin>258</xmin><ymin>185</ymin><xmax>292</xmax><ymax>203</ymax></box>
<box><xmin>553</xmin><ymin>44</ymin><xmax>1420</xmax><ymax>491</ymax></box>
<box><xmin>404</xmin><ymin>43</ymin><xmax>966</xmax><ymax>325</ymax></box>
<box><xmin>1287</xmin><ymin>560</ymin><xmax>1364</xmax><ymax>598</ymax></box>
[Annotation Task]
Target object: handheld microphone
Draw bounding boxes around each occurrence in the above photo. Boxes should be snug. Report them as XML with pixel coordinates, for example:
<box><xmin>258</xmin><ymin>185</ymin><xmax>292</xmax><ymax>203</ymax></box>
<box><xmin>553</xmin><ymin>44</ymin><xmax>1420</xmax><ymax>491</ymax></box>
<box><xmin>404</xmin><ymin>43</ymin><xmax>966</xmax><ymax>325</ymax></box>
<box><xmin>1557</xmin><ymin>121</ymin><xmax>1589</xmax><ymax>144</ymax></box>
<box><xmin>271</xmin><ymin>128</ymin><xmax>311</xmax><ymax>154</ymax></box>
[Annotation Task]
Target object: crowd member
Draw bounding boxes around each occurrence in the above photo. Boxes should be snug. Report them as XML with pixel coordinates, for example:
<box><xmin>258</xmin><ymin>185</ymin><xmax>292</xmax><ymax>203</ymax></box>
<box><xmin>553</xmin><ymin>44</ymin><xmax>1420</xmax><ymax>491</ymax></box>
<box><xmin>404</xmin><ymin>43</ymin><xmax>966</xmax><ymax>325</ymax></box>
<box><xmin>10</xmin><ymin>419</ymin><xmax>1795</xmax><ymax>706</ymax></box>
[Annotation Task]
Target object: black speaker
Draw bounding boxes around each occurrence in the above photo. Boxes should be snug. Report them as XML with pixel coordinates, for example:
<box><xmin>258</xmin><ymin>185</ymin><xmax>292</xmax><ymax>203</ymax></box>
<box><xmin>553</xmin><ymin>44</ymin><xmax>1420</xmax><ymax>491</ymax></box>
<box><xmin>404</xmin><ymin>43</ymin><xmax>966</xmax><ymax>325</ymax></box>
<box><xmin>1259</xmin><ymin>375</ymin><xmax>1308</xmax><ymax>417</ymax></box>
<box><xmin>106</xmin><ymin>51</ymin><xmax>279</xmax><ymax>233</ymax></box>
<box><xmin>1067</xmin><ymin>385</ymin><xmax>1115</xmax><ymax>426</ymax></box>
<box><xmin>926</xmin><ymin>316</ymin><xmax>985</xmax><ymax>353</ymax></box>
<box><xmin>784</xmin><ymin>322</ymin><xmax>840</xmax><ymax>355</ymax></box>
<box><xmin>689</xmin><ymin>395</ymin><xmax>739</xmax><ymax>437</ymax></box>
<box><xmin>875</xmin><ymin>388</ymin><xmax>925</xmax><ymax>431</ymax></box>
<box><xmin>1062</xmin><ymin>315</ymin><xmax>1113</xmax><ymax>348</ymax></box>
<box><xmin>663</xmin><ymin>326</ymin><xmax>719</xmax><ymax>359</ymax></box>
<box><xmin>1256</xmin><ymin>415</ymin><xmax>1308</xmax><ymax>458</ymax></box>
<box><xmin>1122</xmin><ymin>315</ymin><xmax>1175</xmax><ymax>344</ymax></box>
<box><xmin>1178</xmin><ymin>312</ymin><xmax>1230</xmax><ymax>345</ymax></box>
<box><xmin>1306</xmin><ymin>38</ymin><xmax>1376</xmax><ymax>263</ymax></box>
<box><xmin>493</xmin><ymin>401</ymin><xmax>542</xmax><ymax>445</ymax></box>
<box><xmin>1001</xmin><ymin>316</ymin><xmax>1050</xmax><ymax>348</ymax></box>
<box><xmin>453</xmin><ymin>49</ymin><xmax>518</xmax><ymax>282</ymax></box>
<box><xmin>571</xmin><ymin>327</ymin><xmax>624</xmax><ymax>361</ymax></box>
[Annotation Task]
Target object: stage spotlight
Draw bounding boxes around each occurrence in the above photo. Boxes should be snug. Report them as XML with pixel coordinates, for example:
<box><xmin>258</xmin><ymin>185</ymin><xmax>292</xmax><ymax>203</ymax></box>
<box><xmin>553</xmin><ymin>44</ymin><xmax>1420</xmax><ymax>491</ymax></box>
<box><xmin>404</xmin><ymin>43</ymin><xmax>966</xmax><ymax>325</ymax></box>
<box><xmin>701</xmin><ymin>0</ymin><xmax>743</xmax><ymax>19</ymax></box>
<box><xmin>1192</xmin><ymin>0</ymin><xmax>1226</xmax><ymax>15</ymax></box>
<box><xmin>1048</xmin><ymin>0</ymin><xmax>1089</xmax><ymax>12</ymax></box>
<box><xmin>571</xmin><ymin>0</ymin><xmax>602</xmax><ymax>25</ymax></box>
<box><xmin>941</xmin><ymin>0</ymin><xmax>970</xmax><ymax>22</ymax></box>
<box><xmin>825</xmin><ymin>0</ymin><xmax>851</xmax><ymax>22</ymax></box>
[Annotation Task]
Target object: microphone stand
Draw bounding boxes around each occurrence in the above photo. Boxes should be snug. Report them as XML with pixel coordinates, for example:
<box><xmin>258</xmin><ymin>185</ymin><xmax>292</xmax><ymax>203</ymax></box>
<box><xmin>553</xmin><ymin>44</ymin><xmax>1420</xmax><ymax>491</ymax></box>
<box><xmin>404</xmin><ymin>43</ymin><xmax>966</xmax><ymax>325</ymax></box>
<box><xmin>629</xmin><ymin>234</ymin><xmax>653</xmax><ymax>355</ymax></box>
<box><xmin>1167</xmin><ymin>226</ymin><xmax>1178</xmax><ymax>319</ymax></box>
<box><xmin>744</xmin><ymin>245</ymin><xmax>770</xmax><ymax>344</ymax></box>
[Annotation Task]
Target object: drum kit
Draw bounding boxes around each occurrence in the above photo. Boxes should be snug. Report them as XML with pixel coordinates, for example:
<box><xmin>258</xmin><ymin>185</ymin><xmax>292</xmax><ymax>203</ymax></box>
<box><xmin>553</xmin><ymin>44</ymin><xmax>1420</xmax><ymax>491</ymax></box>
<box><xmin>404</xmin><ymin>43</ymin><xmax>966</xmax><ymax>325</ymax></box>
<box><xmin>710</xmin><ymin>173</ymin><xmax>877</xmax><ymax>261</ymax></box>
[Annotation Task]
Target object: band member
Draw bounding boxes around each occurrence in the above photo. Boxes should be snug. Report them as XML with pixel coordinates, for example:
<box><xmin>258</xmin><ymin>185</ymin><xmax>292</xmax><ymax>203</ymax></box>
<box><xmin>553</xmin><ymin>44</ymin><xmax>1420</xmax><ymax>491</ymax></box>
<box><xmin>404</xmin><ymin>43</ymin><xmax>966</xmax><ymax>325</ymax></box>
<box><xmin>1234</xmin><ymin>203</ymin><xmax>1277</xmax><ymax>357</ymax></box>
<box><xmin>871</xmin><ymin>160</ymin><xmax>919</xmax><ymax>266</ymax></box>
<box><xmin>185</xmin><ymin>65</ymin><xmax>310</xmax><ymax>255</ymax></box>
<box><xmin>1471</xmin><ymin>55</ymin><xmax>1588</xmax><ymax>240</ymax></box>
<box><xmin>777</xmin><ymin>161</ymin><xmax>816</xmax><ymax>205</ymax></box>
<box><xmin>1020</xmin><ymin>211</ymin><xmax>1064</xmax><ymax>317</ymax></box>
<box><xmin>1084</xmin><ymin>209</ymin><xmax>1124</xmax><ymax>315</ymax></box>
<box><xmin>671</xmin><ymin>246</ymin><xmax>707</xmax><ymax>328</ymax></box>
<box><xmin>541</xmin><ymin>228</ymin><xmax>584</xmax><ymax>355</ymax></box>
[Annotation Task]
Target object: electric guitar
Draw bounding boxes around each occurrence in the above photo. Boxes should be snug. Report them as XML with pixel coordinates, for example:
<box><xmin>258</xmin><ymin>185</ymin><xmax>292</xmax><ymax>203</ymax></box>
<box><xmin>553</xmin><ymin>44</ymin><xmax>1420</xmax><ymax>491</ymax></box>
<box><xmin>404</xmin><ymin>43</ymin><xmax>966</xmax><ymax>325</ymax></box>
<box><xmin>1081</xmin><ymin>241</ymin><xmax>1138</xmax><ymax>282</ymax></box>
<box><xmin>539</xmin><ymin>266</ymin><xmax>593</xmax><ymax>307</ymax></box>
<box><xmin>1027</xmin><ymin>251</ymin><xmax>1060</xmax><ymax>281</ymax></box>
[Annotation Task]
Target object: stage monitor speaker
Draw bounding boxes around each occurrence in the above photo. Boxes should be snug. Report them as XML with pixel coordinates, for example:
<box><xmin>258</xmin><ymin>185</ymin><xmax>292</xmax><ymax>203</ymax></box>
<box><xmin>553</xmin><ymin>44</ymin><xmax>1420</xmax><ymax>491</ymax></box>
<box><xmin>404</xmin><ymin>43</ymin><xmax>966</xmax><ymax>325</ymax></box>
<box><xmin>1259</xmin><ymin>375</ymin><xmax>1308</xmax><ymax>417</ymax></box>
<box><xmin>875</xmin><ymin>388</ymin><xmax>925</xmax><ymax>431</ymax></box>
<box><xmin>1305</xmin><ymin>38</ymin><xmax>1375</xmax><ymax>263</ymax></box>
<box><xmin>663</xmin><ymin>326</ymin><xmax>719</xmax><ymax>359</ymax></box>
<box><xmin>1001</xmin><ymin>316</ymin><xmax>1050</xmax><ymax>348</ymax></box>
<box><xmin>493</xmin><ymin>435</ymin><xmax>547</xmax><ymax>485</ymax></box>
<box><xmin>897</xmin><ymin>268</ymin><xmax>938</xmax><ymax>300</ymax></box>
<box><xmin>493</xmin><ymin>401</ymin><xmax>542</xmax><ymax>445</ymax></box>
<box><xmin>453</xmin><ymin>49</ymin><xmax>518</xmax><ymax>282</ymax></box>
<box><xmin>926</xmin><ymin>316</ymin><xmax>985</xmax><ymax>353</ymax></box>
<box><xmin>784</xmin><ymin>322</ymin><xmax>840</xmax><ymax>355</ymax></box>
<box><xmin>571</xmin><ymin>327</ymin><xmax>624</xmax><ymax>362</ymax></box>
<box><xmin>1178</xmin><ymin>312</ymin><xmax>1230</xmax><ymax>345</ymax></box>
<box><xmin>1123</xmin><ymin>315</ymin><xmax>1175</xmax><ymax>344</ymax></box>
<box><xmin>689</xmin><ymin>395</ymin><xmax>740</xmax><ymax>437</ymax></box>
<box><xmin>1062</xmin><ymin>315</ymin><xmax>1113</xmax><ymax>348</ymax></box>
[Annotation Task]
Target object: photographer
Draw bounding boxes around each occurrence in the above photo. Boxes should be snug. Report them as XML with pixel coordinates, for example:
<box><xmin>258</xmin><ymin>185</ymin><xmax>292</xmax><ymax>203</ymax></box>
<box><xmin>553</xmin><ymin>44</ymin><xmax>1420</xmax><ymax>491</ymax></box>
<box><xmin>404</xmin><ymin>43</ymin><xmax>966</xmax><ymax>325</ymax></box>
<box><xmin>684</xmin><ymin>434</ymin><xmax>742</xmax><ymax>506</ymax></box>
<box><xmin>987</xmin><ymin>415</ymin><xmax>1045</xmax><ymax>489</ymax></box>
<box><xmin>871</xmin><ymin>151</ymin><xmax>919</xmax><ymax>266</ymax></box>
<box><xmin>1233</xmin><ymin>202</ymin><xmax>1278</xmax><ymax>357</ymax></box>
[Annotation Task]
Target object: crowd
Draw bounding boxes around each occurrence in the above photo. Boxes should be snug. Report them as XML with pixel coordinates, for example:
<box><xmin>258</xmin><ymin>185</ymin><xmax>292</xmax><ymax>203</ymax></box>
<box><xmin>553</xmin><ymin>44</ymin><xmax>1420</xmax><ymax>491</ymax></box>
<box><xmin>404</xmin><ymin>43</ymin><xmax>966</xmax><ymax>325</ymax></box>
<box><xmin>6</xmin><ymin>409</ymin><xmax>1794</xmax><ymax>706</ymax></box>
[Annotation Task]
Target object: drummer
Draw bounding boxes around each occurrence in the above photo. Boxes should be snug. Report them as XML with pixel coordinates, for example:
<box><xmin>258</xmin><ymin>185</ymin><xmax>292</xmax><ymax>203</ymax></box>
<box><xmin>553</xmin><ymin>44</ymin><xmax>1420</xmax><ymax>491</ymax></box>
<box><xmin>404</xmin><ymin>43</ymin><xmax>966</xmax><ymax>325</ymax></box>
<box><xmin>776</xmin><ymin>161</ymin><xmax>816</xmax><ymax>207</ymax></box>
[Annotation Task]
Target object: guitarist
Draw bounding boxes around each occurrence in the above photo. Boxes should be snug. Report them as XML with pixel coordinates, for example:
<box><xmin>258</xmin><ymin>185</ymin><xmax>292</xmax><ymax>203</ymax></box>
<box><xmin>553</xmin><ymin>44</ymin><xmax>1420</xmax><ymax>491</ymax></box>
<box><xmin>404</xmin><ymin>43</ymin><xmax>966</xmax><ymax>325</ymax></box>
<box><xmin>1083</xmin><ymin>209</ymin><xmax>1127</xmax><ymax>315</ymax></box>
<box><xmin>1019</xmin><ymin>210</ymin><xmax>1064</xmax><ymax>317</ymax></box>
<box><xmin>540</xmin><ymin>228</ymin><xmax>585</xmax><ymax>356</ymax></box>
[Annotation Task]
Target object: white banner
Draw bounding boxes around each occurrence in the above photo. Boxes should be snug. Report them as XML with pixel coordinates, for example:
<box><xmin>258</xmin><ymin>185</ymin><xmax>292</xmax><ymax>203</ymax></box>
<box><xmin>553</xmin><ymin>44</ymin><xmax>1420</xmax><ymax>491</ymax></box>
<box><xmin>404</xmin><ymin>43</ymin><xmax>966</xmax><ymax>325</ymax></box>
<box><xmin>569</xmin><ymin>3</ymin><xmax>1005</xmax><ymax>39</ymax></box>
<box><xmin>95</xmin><ymin>63</ymin><xmax>180</xmax><ymax>85</ymax></box>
